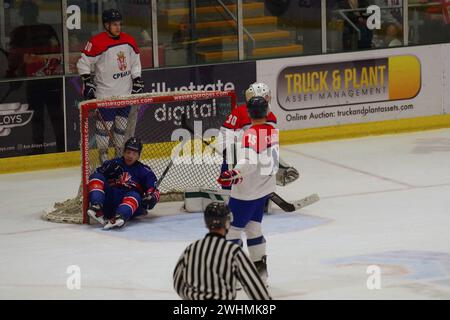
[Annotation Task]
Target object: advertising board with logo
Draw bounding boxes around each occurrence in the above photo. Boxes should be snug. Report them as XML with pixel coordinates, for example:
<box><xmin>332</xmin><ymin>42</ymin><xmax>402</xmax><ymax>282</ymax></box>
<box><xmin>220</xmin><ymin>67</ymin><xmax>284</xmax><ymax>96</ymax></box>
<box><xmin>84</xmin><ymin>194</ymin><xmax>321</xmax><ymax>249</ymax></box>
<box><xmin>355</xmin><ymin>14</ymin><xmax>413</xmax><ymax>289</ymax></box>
<box><xmin>258</xmin><ymin>45</ymin><xmax>444</xmax><ymax>130</ymax></box>
<box><xmin>0</xmin><ymin>79</ymin><xmax>64</xmax><ymax>158</ymax></box>
<box><xmin>65</xmin><ymin>61</ymin><xmax>256</xmax><ymax>150</ymax></box>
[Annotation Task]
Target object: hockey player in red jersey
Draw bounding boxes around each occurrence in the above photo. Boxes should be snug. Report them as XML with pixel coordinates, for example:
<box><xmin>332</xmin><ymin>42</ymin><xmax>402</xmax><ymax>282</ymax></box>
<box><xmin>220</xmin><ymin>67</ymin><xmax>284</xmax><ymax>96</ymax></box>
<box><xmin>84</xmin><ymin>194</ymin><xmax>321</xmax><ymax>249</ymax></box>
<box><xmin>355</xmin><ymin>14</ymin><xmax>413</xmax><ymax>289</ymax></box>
<box><xmin>218</xmin><ymin>82</ymin><xmax>299</xmax><ymax>188</ymax></box>
<box><xmin>217</xmin><ymin>96</ymin><xmax>279</xmax><ymax>285</ymax></box>
<box><xmin>77</xmin><ymin>9</ymin><xmax>144</xmax><ymax>163</ymax></box>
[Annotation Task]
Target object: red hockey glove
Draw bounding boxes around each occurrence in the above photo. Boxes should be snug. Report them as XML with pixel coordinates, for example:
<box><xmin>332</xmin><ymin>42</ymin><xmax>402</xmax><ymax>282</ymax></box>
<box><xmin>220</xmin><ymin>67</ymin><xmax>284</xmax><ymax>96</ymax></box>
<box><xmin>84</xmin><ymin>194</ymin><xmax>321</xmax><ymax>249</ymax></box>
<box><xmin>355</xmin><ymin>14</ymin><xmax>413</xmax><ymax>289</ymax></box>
<box><xmin>143</xmin><ymin>188</ymin><xmax>160</xmax><ymax>210</ymax></box>
<box><xmin>217</xmin><ymin>169</ymin><xmax>243</xmax><ymax>187</ymax></box>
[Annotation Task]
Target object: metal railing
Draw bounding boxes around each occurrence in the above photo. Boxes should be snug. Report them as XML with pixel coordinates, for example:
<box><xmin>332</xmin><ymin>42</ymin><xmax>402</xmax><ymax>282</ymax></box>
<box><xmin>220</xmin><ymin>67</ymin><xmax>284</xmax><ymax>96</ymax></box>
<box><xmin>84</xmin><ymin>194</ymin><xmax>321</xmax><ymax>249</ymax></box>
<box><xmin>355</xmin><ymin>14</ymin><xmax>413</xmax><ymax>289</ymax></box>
<box><xmin>2</xmin><ymin>0</ymin><xmax>450</xmax><ymax>82</ymax></box>
<box><xmin>214</xmin><ymin>0</ymin><xmax>255</xmax><ymax>59</ymax></box>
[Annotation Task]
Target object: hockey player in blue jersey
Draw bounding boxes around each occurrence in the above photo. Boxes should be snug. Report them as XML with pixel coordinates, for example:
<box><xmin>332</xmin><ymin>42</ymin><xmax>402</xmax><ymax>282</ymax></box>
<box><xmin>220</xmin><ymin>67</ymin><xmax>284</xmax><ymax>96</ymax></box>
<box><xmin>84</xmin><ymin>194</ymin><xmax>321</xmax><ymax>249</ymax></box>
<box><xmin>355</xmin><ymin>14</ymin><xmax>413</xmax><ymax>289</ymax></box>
<box><xmin>87</xmin><ymin>137</ymin><xmax>160</xmax><ymax>230</ymax></box>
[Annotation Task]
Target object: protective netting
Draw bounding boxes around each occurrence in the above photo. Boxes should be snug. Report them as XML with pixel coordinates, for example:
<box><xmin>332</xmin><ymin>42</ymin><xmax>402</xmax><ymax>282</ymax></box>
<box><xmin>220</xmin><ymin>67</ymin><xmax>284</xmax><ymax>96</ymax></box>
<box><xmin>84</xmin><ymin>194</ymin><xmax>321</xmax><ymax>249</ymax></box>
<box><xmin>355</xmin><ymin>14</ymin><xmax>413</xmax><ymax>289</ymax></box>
<box><xmin>43</xmin><ymin>91</ymin><xmax>236</xmax><ymax>224</ymax></box>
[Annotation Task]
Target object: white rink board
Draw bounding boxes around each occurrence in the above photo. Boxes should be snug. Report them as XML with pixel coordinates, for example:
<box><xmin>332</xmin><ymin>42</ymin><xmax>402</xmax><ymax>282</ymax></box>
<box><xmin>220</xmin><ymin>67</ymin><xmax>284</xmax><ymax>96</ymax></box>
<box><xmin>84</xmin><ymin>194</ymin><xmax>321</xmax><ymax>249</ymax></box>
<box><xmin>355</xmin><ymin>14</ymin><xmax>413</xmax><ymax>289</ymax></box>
<box><xmin>443</xmin><ymin>43</ymin><xmax>450</xmax><ymax>115</ymax></box>
<box><xmin>258</xmin><ymin>45</ymin><xmax>445</xmax><ymax>130</ymax></box>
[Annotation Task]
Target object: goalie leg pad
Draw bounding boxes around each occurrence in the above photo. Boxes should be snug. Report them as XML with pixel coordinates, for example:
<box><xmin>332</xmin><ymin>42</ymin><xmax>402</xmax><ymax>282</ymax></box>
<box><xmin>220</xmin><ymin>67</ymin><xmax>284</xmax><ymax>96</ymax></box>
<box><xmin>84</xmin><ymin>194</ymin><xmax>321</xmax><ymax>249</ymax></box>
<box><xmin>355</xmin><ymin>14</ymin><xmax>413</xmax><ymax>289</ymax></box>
<box><xmin>95</xmin><ymin>120</ymin><xmax>113</xmax><ymax>162</ymax></box>
<box><xmin>113</xmin><ymin>115</ymin><xmax>128</xmax><ymax>156</ymax></box>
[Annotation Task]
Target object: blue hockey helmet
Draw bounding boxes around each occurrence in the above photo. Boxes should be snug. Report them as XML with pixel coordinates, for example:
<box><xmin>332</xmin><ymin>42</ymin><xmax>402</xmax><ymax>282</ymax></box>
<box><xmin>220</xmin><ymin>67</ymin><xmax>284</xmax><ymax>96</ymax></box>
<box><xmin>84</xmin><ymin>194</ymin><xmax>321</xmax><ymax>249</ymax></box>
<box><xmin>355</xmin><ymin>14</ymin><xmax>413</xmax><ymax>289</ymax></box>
<box><xmin>124</xmin><ymin>137</ymin><xmax>142</xmax><ymax>155</ymax></box>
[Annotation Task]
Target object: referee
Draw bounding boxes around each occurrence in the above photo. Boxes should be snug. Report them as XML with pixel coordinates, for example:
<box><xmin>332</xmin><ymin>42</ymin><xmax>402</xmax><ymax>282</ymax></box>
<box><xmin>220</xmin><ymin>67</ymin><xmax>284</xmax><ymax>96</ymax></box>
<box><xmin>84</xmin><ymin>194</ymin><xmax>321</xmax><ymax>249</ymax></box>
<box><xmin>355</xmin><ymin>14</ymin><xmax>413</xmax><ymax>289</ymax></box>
<box><xmin>173</xmin><ymin>202</ymin><xmax>272</xmax><ymax>300</ymax></box>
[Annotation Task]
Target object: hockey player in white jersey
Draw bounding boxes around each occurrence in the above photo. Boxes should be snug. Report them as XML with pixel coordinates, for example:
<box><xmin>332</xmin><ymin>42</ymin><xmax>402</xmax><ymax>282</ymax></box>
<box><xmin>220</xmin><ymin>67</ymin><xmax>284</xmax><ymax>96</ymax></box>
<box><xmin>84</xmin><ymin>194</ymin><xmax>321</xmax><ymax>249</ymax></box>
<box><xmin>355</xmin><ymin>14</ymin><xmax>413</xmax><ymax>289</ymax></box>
<box><xmin>217</xmin><ymin>96</ymin><xmax>279</xmax><ymax>284</ymax></box>
<box><xmin>77</xmin><ymin>9</ymin><xmax>144</xmax><ymax>163</ymax></box>
<box><xmin>217</xmin><ymin>82</ymin><xmax>298</xmax><ymax>187</ymax></box>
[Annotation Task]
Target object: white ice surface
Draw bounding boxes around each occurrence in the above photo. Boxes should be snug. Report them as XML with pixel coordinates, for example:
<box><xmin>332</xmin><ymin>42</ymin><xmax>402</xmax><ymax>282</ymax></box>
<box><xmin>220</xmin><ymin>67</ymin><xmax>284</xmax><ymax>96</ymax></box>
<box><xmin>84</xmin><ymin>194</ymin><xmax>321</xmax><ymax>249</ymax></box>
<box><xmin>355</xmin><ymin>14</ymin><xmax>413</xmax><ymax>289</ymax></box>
<box><xmin>1</xmin><ymin>129</ymin><xmax>450</xmax><ymax>299</ymax></box>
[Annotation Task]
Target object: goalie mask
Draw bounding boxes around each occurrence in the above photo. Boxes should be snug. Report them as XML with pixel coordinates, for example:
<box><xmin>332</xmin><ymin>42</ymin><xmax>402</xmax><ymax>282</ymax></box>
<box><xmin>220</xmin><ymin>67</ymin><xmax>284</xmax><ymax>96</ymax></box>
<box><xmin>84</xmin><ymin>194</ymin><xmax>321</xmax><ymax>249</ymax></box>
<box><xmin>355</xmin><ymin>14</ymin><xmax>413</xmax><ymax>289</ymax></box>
<box><xmin>204</xmin><ymin>202</ymin><xmax>232</xmax><ymax>230</ymax></box>
<box><xmin>245</xmin><ymin>82</ymin><xmax>271</xmax><ymax>104</ymax></box>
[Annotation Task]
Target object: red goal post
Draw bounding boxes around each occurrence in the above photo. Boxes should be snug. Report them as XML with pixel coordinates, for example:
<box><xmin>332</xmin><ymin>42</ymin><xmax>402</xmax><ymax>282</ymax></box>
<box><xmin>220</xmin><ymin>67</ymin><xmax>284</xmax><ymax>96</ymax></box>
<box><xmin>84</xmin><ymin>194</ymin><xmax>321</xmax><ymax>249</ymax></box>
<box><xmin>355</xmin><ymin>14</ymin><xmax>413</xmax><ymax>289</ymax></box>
<box><xmin>79</xmin><ymin>90</ymin><xmax>237</xmax><ymax>224</ymax></box>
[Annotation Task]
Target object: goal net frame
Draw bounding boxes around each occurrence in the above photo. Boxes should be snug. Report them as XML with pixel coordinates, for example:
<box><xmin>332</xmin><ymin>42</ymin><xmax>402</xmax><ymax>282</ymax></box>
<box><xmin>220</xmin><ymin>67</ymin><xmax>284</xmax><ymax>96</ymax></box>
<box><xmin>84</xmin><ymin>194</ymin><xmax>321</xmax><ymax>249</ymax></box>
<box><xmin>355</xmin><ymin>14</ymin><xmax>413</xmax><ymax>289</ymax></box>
<box><xmin>44</xmin><ymin>90</ymin><xmax>236</xmax><ymax>225</ymax></box>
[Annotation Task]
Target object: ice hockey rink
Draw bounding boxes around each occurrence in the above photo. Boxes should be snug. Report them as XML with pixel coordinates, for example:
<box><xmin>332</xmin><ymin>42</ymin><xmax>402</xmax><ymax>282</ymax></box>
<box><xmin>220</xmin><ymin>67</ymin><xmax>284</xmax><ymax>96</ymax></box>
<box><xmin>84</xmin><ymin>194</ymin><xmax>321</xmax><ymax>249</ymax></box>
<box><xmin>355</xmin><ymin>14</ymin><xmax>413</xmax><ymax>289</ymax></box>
<box><xmin>1</xmin><ymin>128</ymin><xmax>450</xmax><ymax>300</ymax></box>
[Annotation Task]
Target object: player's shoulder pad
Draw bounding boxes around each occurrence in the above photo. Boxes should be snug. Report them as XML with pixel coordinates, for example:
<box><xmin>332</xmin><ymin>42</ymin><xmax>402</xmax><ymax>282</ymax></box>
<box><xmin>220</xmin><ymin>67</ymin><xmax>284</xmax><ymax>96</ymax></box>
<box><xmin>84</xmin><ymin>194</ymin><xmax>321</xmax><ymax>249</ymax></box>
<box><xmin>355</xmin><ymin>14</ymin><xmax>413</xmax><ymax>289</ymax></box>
<box><xmin>235</xmin><ymin>104</ymin><xmax>249</xmax><ymax>117</ymax></box>
<box><xmin>267</xmin><ymin>111</ymin><xmax>277</xmax><ymax>124</ymax></box>
<box><xmin>119</xmin><ymin>32</ymin><xmax>140</xmax><ymax>54</ymax></box>
<box><xmin>232</xmin><ymin>104</ymin><xmax>251</xmax><ymax>129</ymax></box>
<box><xmin>221</xmin><ymin>104</ymin><xmax>246</xmax><ymax>130</ymax></box>
<box><xmin>242</xmin><ymin>123</ymin><xmax>279</xmax><ymax>153</ymax></box>
<box><xmin>82</xmin><ymin>32</ymin><xmax>110</xmax><ymax>57</ymax></box>
<box><xmin>137</xmin><ymin>161</ymin><xmax>154</xmax><ymax>173</ymax></box>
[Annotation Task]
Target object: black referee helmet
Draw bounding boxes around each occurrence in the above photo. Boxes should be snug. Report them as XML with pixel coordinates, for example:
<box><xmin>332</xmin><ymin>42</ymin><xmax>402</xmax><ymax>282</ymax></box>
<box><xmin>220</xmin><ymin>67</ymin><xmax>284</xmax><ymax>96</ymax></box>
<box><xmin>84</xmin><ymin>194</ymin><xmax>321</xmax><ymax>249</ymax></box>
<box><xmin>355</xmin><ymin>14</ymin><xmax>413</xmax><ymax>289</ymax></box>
<box><xmin>204</xmin><ymin>202</ymin><xmax>232</xmax><ymax>230</ymax></box>
<box><xmin>247</xmin><ymin>96</ymin><xmax>268</xmax><ymax>120</ymax></box>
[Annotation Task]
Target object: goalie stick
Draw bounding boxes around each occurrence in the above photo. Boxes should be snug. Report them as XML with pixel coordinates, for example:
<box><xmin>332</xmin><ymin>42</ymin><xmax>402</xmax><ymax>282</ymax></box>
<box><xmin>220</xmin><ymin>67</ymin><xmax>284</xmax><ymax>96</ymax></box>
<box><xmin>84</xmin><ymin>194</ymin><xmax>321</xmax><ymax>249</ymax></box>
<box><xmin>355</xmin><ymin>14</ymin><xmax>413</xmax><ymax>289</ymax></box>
<box><xmin>269</xmin><ymin>192</ymin><xmax>319</xmax><ymax>212</ymax></box>
<box><xmin>181</xmin><ymin>114</ymin><xmax>319</xmax><ymax>212</ymax></box>
<box><xmin>181</xmin><ymin>113</ymin><xmax>221</xmax><ymax>155</ymax></box>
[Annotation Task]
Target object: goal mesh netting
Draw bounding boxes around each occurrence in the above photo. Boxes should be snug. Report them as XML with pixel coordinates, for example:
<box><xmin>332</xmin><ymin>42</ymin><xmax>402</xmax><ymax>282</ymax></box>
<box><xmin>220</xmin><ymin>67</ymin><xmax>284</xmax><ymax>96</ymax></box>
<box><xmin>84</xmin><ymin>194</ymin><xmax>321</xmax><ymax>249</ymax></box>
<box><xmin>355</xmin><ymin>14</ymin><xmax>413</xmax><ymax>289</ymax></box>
<box><xmin>43</xmin><ymin>90</ymin><xmax>236</xmax><ymax>224</ymax></box>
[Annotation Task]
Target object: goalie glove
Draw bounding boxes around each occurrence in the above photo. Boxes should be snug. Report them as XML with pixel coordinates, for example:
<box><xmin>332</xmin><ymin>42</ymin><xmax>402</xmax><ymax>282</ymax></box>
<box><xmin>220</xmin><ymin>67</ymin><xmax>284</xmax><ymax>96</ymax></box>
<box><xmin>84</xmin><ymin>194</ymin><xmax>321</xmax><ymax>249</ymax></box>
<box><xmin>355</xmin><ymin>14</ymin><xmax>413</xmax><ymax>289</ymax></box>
<box><xmin>217</xmin><ymin>169</ymin><xmax>243</xmax><ymax>187</ymax></box>
<box><xmin>142</xmin><ymin>188</ymin><xmax>160</xmax><ymax>210</ymax></box>
<box><xmin>132</xmin><ymin>77</ymin><xmax>144</xmax><ymax>94</ymax></box>
<box><xmin>276</xmin><ymin>166</ymin><xmax>300</xmax><ymax>186</ymax></box>
<box><xmin>81</xmin><ymin>74</ymin><xmax>96</xmax><ymax>100</ymax></box>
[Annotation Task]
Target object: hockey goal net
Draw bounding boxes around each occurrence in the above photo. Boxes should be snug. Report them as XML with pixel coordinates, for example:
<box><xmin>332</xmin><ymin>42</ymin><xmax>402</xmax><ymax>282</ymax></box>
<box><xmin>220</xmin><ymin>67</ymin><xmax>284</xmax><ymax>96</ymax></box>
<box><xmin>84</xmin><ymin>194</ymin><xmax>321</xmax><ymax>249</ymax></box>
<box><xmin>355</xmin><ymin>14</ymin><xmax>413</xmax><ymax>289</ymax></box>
<box><xmin>43</xmin><ymin>90</ymin><xmax>236</xmax><ymax>224</ymax></box>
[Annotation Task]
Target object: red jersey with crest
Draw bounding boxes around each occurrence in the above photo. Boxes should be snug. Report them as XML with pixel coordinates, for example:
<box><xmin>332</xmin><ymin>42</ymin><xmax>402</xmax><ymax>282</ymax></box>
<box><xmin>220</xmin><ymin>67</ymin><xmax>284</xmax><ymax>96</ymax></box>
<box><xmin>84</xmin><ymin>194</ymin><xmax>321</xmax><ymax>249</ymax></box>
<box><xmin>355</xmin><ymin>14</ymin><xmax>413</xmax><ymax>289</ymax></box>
<box><xmin>222</xmin><ymin>104</ymin><xmax>277</xmax><ymax>131</ymax></box>
<box><xmin>231</xmin><ymin>123</ymin><xmax>279</xmax><ymax>200</ymax></box>
<box><xmin>77</xmin><ymin>32</ymin><xmax>141</xmax><ymax>99</ymax></box>
<box><xmin>217</xmin><ymin>104</ymin><xmax>277</xmax><ymax>155</ymax></box>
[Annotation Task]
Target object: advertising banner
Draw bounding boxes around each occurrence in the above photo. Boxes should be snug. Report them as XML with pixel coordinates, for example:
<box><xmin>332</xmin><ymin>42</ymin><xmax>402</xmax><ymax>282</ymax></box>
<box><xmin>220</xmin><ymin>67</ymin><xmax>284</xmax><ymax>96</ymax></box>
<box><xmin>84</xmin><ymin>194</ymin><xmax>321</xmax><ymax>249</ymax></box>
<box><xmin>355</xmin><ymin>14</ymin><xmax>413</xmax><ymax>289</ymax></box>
<box><xmin>258</xmin><ymin>45</ymin><xmax>444</xmax><ymax>130</ymax></box>
<box><xmin>0</xmin><ymin>78</ymin><xmax>64</xmax><ymax>158</ymax></box>
<box><xmin>66</xmin><ymin>61</ymin><xmax>256</xmax><ymax>151</ymax></box>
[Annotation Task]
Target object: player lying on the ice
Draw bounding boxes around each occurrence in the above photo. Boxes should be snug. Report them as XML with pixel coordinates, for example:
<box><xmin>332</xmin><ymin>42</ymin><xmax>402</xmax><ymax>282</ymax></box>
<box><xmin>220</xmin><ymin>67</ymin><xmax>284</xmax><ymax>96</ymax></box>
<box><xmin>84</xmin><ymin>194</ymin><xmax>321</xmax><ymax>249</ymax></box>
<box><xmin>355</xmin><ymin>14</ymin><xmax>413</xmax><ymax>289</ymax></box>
<box><xmin>86</xmin><ymin>137</ymin><xmax>160</xmax><ymax>230</ymax></box>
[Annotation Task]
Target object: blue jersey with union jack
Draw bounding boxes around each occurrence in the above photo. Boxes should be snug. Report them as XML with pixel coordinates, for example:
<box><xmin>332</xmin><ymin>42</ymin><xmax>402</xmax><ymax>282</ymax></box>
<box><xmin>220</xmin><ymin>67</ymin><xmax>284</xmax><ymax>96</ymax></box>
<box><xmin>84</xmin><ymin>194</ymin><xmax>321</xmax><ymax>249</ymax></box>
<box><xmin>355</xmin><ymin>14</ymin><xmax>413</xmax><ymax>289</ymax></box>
<box><xmin>95</xmin><ymin>157</ymin><xmax>158</xmax><ymax>196</ymax></box>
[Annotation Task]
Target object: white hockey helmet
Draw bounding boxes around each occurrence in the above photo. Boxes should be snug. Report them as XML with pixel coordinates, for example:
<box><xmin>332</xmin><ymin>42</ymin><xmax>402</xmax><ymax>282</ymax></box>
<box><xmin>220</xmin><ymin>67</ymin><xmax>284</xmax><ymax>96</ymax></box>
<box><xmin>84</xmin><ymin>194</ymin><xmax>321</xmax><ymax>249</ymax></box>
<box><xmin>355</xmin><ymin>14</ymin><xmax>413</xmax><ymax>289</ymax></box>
<box><xmin>245</xmin><ymin>82</ymin><xmax>271</xmax><ymax>103</ymax></box>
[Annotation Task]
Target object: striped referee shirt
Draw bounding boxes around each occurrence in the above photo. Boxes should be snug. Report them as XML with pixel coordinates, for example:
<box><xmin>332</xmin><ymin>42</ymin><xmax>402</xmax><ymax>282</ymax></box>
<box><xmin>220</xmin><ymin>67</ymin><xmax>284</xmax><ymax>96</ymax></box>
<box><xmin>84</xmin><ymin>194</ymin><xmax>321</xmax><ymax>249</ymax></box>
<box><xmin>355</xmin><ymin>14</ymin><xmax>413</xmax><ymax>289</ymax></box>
<box><xmin>173</xmin><ymin>232</ymin><xmax>272</xmax><ymax>300</ymax></box>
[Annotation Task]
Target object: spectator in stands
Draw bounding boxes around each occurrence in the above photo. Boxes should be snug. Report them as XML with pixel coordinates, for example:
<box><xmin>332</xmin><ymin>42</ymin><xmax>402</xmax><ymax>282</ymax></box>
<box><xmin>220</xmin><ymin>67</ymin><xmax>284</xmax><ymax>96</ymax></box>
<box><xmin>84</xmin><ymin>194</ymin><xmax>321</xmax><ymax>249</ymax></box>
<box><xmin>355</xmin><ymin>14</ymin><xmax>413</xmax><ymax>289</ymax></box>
<box><xmin>6</xmin><ymin>1</ymin><xmax>64</xmax><ymax>153</ymax></box>
<box><xmin>385</xmin><ymin>22</ymin><xmax>403</xmax><ymax>47</ymax></box>
<box><xmin>337</xmin><ymin>0</ymin><xmax>374</xmax><ymax>50</ymax></box>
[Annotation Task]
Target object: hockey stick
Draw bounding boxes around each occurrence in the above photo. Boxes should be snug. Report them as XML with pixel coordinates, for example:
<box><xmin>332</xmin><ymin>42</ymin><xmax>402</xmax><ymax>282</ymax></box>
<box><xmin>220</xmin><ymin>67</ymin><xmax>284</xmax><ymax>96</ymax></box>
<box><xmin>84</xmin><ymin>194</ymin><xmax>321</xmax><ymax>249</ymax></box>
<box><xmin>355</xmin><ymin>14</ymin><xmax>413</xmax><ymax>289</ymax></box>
<box><xmin>181</xmin><ymin>113</ymin><xmax>222</xmax><ymax>156</ymax></box>
<box><xmin>268</xmin><ymin>192</ymin><xmax>320</xmax><ymax>212</ymax></box>
<box><xmin>182</xmin><ymin>114</ymin><xmax>317</xmax><ymax>210</ymax></box>
<box><xmin>148</xmin><ymin>136</ymin><xmax>186</xmax><ymax>195</ymax></box>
